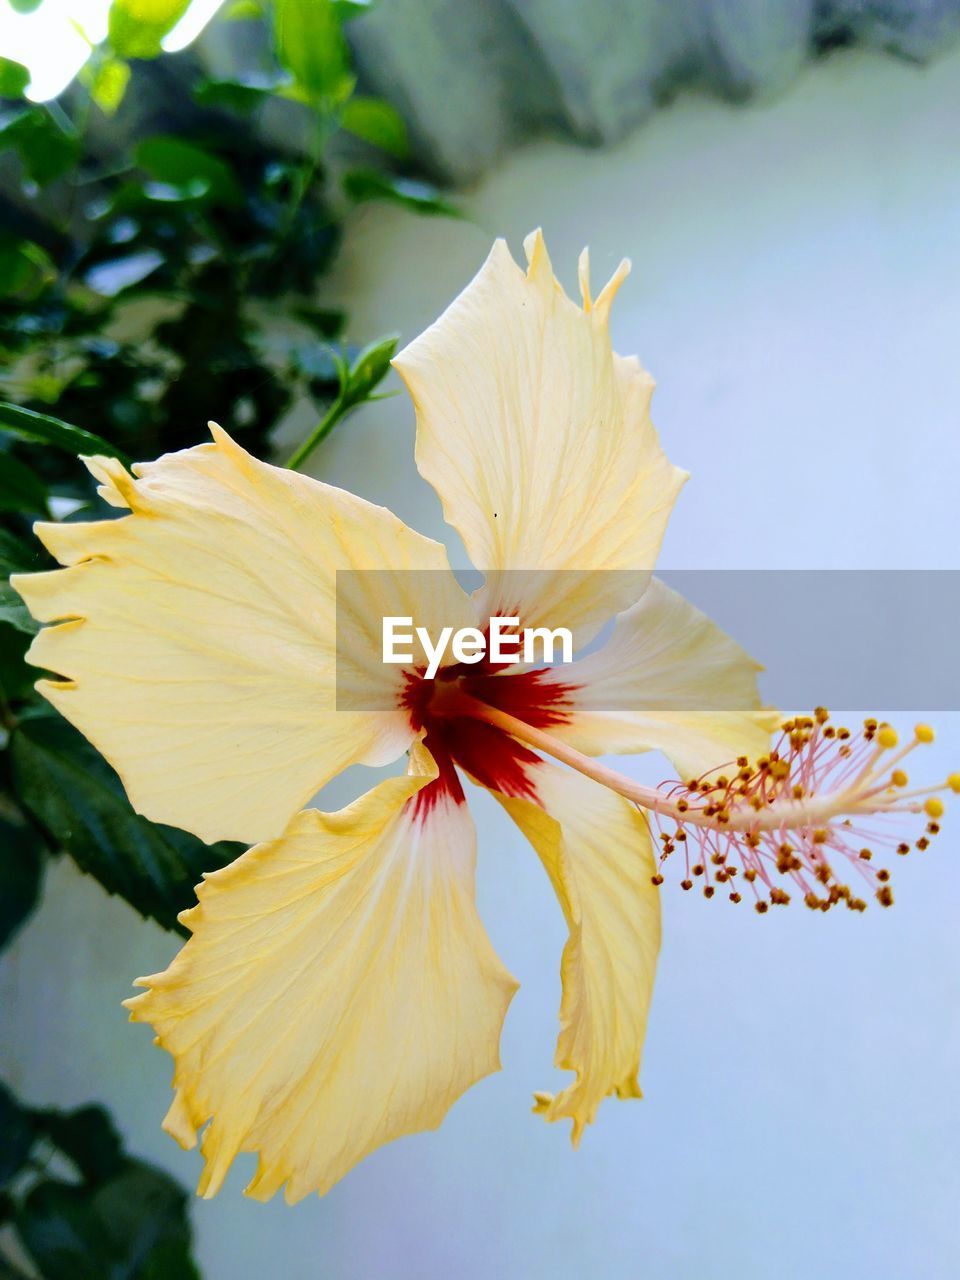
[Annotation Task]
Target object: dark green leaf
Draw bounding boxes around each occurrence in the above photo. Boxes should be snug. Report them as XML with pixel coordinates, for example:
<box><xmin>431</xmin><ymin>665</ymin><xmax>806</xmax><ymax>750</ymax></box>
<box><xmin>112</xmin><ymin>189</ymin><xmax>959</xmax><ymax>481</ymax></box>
<box><xmin>0</xmin><ymin>592</ymin><xmax>37</xmax><ymax>635</ymax></box>
<box><xmin>0</xmin><ymin>623</ymin><xmax>36</xmax><ymax>703</ymax></box>
<box><xmin>0</xmin><ymin>59</ymin><xmax>31</xmax><ymax>99</ymax></box>
<box><xmin>342</xmin><ymin>167</ymin><xmax>460</xmax><ymax>217</ymax></box>
<box><xmin>0</xmin><ymin>110</ymin><xmax>80</xmax><ymax>186</ymax></box>
<box><xmin>273</xmin><ymin>0</ymin><xmax>353</xmax><ymax>103</ymax></box>
<box><xmin>0</xmin><ymin>528</ymin><xmax>43</xmax><ymax>578</ymax></box>
<box><xmin>0</xmin><ymin>242</ymin><xmax>56</xmax><ymax>302</ymax></box>
<box><xmin>0</xmin><ymin>524</ymin><xmax>40</xmax><ymax>637</ymax></box>
<box><xmin>333</xmin><ymin>0</ymin><xmax>377</xmax><ymax>19</ymax></box>
<box><xmin>193</xmin><ymin>77</ymin><xmax>274</xmax><ymax>114</ymax></box>
<box><xmin>0</xmin><ymin>1084</ymin><xmax>36</xmax><ymax>1187</ymax></box>
<box><xmin>344</xmin><ymin>333</ymin><xmax>398</xmax><ymax>406</ymax></box>
<box><xmin>17</xmin><ymin>1165</ymin><xmax>198</xmax><ymax>1280</ymax></box>
<box><xmin>135</xmin><ymin>136</ymin><xmax>242</xmax><ymax>206</ymax></box>
<box><xmin>10</xmin><ymin>712</ymin><xmax>244</xmax><ymax>932</ymax></box>
<box><xmin>0</xmin><ymin>1247</ymin><xmax>34</xmax><ymax>1279</ymax></box>
<box><xmin>0</xmin><ymin>820</ymin><xmax>45</xmax><ymax>951</ymax></box>
<box><xmin>107</xmin><ymin>0</ymin><xmax>191</xmax><ymax>59</ymax></box>
<box><xmin>0</xmin><ymin>452</ymin><xmax>48</xmax><ymax>516</ymax></box>
<box><xmin>290</xmin><ymin>305</ymin><xmax>345</xmax><ymax>339</ymax></box>
<box><xmin>36</xmin><ymin>1107</ymin><xmax>125</xmax><ymax>1186</ymax></box>
<box><xmin>0</xmin><ymin>402</ymin><xmax>130</xmax><ymax>466</ymax></box>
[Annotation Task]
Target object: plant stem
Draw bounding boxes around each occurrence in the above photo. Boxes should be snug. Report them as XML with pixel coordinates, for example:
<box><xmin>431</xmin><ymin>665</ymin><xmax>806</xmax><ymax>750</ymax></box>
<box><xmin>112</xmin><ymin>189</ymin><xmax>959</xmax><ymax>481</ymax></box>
<box><xmin>284</xmin><ymin>395</ymin><xmax>349</xmax><ymax>470</ymax></box>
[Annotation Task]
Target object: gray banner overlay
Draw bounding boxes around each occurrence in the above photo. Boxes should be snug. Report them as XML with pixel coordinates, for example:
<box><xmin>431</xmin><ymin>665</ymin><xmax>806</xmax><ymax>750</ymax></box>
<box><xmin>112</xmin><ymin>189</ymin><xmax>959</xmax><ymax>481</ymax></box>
<box><xmin>335</xmin><ymin>569</ymin><xmax>960</xmax><ymax>712</ymax></box>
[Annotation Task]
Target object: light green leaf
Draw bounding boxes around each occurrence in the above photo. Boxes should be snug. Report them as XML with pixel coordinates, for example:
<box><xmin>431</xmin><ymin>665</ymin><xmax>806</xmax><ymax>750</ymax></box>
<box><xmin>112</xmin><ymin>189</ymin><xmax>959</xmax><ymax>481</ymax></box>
<box><xmin>10</xmin><ymin>712</ymin><xmax>244</xmax><ymax>933</ymax></box>
<box><xmin>273</xmin><ymin>0</ymin><xmax>352</xmax><ymax>103</ymax></box>
<box><xmin>84</xmin><ymin>56</ymin><xmax>130</xmax><ymax>115</ymax></box>
<box><xmin>107</xmin><ymin>0</ymin><xmax>192</xmax><ymax>59</ymax></box>
<box><xmin>0</xmin><ymin>402</ymin><xmax>131</xmax><ymax>465</ymax></box>
<box><xmin>224</xmin><ymin>0</ymin><xmax>264</xmax><ymax>17</ymax></box>
<box><xmin>340</xmin><ymin>96</ymin><xmax>408</xmax><ymax>158</ymax></box>
<box><xmin>344</xmin><ymin>333</ymin><xmax>398</xmax><ymax>407</ymax></box>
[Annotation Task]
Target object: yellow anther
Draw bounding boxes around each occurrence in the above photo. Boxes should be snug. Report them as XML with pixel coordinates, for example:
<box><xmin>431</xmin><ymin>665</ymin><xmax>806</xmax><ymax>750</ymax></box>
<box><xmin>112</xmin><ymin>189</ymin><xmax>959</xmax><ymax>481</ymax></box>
<box><xmin>891</xmin><ymin>770</ymin><xmax>908</xmax><ymax>787</ymax></box>
<box><xmin>877</xmin><ymin>726</ymin><xmax>898</xmax><ymax>750</ymax></box>
<box><xmin>915</xmin><ymin>724</ymin><xmax>935</xmax><ymax>744</ymax></box>
<box><xmin>949</xmin><ymin>774</ymin><xmax>960</xmax><ymax>794</ymax></box>
<box><xmin>924</xmin><ymin>797</ymin><xmax>944</xmax><ymax>819</ymax></box>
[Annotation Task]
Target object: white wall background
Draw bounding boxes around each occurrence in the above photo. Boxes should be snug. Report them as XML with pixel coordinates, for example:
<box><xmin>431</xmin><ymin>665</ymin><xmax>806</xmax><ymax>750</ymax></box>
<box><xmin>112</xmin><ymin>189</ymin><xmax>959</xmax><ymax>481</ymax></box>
<box><xmin>3</xmin><ymin>46</ymin><xmax>960</xmax><ymax>1280</ymax></box>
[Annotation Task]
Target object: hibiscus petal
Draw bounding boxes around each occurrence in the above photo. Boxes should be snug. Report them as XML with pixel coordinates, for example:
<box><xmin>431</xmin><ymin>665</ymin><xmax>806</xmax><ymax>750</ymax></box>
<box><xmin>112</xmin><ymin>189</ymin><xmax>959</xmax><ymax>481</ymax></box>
<box><xmin>12</xmin><ymin>426</ymin><xmax>469</xmax><ymax>844</ymax></box>
<box><xmin>394</xmin><ymin>229</ymin><xmax>687</xmax><ymax>644</ymax></box>
<box><xmin>495</xmin><ymin>762</ymin><xmax>660</xmax><ymax>1143</ymax></box>
<box><xmin>124</xmin><ymin>743</ymin><xmax>518</xmax><ymax>1202</ymax></box>
<box><xmin>545</xmin><ymin>577</ymin><xmax>779</xmax><ymax>778</ymax></box>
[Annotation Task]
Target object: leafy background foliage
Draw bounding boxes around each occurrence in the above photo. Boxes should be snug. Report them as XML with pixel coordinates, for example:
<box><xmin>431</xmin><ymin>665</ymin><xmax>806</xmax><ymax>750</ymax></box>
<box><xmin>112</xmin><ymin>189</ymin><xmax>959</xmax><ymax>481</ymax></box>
<box><xmin>0</xmin><ymin>0</ymin><xmax>452</xmax><ymax>1270</ymax></box>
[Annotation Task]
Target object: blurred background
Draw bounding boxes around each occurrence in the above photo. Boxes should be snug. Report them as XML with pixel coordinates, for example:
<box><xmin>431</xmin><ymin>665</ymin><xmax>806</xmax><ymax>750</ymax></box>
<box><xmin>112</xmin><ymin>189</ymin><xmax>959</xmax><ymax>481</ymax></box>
<box><xmin>1</xmin><ymin>2</ymin><xmax>959</xmax><ymax>1277</ymax></box>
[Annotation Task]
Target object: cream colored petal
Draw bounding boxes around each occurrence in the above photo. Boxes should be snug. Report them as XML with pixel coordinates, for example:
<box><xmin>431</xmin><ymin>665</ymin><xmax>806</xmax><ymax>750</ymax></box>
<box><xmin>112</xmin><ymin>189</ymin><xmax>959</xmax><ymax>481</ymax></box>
<box><xmin>11</xmin><ymin>426</ymin><xmax>470</xmax><ymax>845</ymax></box>
<box><xmin>125</xmin><ymin>744</ymin><xmax>518</xmax><ymax>1202</ymax></box>
<box><xmin>394</xmin><ymin>230</ymin><xmax>687</xmax><ymax>644</ymax></box>
<box><xmin>496</xmin><ymin>763</ymin><xmax>660</xmax><ymax>1143</ymax></box>
<box><xmin>546</xmin><ymin>578</ymin><xmax>779</xmax><ymax>778</ymax></box>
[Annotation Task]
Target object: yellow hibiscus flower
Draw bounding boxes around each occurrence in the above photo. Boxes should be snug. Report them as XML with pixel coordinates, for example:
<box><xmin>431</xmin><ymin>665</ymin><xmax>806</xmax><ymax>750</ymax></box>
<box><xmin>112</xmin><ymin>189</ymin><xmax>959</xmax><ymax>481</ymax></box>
<box><xmin>11</xmin><ymin>230</ymin><xmax>951</xmax><ymax>1203</ymax></box>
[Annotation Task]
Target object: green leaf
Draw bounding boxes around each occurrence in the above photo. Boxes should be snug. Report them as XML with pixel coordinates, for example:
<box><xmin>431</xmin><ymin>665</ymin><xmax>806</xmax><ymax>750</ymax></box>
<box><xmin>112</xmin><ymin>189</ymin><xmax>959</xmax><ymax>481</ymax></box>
<box><xmin>273</xmin><ymin>0</ymin><xmax>353</xmax><ymax>103</ymax></box>
<box><xmin>0</xmin><ymin>1085</ymin><xmax>36</xmax><ymax>1188</ymax></box>
<box><xmin>0</xmin><ymin>59</ymin><xmax>31</xmax><ymax>99</ymax></box>
<box><xmin>0</xmin><ymin>110</ymin><xmax>80</xmax><ymax>186</ymax></box>
<box><xmin>135</xmin><ymin>135</ymin><xmax>242</xmax><ymax>205</ymax></box>
<box><xmin>7</xmin><ymin>0</ymin><xmax>45</xmax><ymax>12</ymax></box>
<box><xmin>10</xmin><ymin>712</ymin><xmax>244</xmax><ymax>932</ymax></box>
<box><xmin>340</xmin><ymin>96</ymin><xmax>408</xmax><ymax>158</ymax></box>
<box><xmin>0</xmin><ymin>452</ymin><xmax>48</xmax><ymax>516</ymax></box>
<box><xmin>0</xmin><ymin>242</ymin><xmax>55</xmax><ymax>303</ymax></box>
<box><xmin>290</xmin><ymin>305</ymin><xmax>345</xmax><ymax>339</ymax></box>
<box><xmin>0</xmin><ymin>402</ymin><xmax>131</xmax><ymax>465</ymax></box>
<box><xmin>342</xmin><ymin>168</ymin><xmax>459</xmax><ymax>217</ymax></box>
<box><xmin>36</xmin><ymin>1108</ymin><xmax>125</xmax><ymax>1187</ymax></box>
<box><xmin>224</xmin><ymin>0</ymin><xmax>264</xmax><ymax>17</ymax></box>
<box><xmin>0</xmin><ymin>587</ymin><xmax>37</xmax><ymax>635</ymax></box>
<box><xmin>17</xmin><ymin>1163</ymin><xmax>198</xmax><ymax>1280</ymax></box>
<box><xmin>0</xmin><ymin>527</ymin><xmax>42</xmax><ymax>578</ymax></box>
<box><xmin>0</xmin><ymin>523</ymin><xmax>41</xmax><ymax>635</ymax></box>
<box><xmin>107</xmin><ymin>0</ymin><xmax>192</xmax><ymax>59</ymax></box>
<box><xmin>333</xmin><ymin>0</ymin><xmax>376</xmax><ymax>19</ymax></box>
<box><xmin>344</xmin><ymin>333</ymin><xmax>398</xmax><ymax>407</ymax></box>
<box><xmin>84</xmin><ymin>56</ymin><xmax>131</xmax><ymax>115</ymax></box>
<box><xmin>193</xmin><ymin>76</ymin><xmax>274</xmax><ymax>114</ymax></box>
<box><xmin>0</xmin><ymin>622</ymin><xmax>36</xmax><ymax>702</ymax></box>
<box><xmin>0</xmin><ymin>819</ymin><xmax>45</xmax><ymax>951</ymax></box>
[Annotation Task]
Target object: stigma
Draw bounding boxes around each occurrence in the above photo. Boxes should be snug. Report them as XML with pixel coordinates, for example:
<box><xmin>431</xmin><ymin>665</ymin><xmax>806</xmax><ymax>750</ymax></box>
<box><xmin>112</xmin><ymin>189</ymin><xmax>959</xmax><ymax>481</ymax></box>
<box><xmin>647</xmin><ymin>711</ymin><xmax>954</xmax><ymax>912</ymax></box>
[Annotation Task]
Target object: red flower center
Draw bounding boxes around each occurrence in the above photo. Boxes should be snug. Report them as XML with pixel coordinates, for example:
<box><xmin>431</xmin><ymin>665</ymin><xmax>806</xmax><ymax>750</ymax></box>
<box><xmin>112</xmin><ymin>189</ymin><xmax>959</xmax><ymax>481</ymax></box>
<box><xmin>401</xmin><ymin>662</ymin><xmax>576</xmax><ymax>814</ymax></box>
